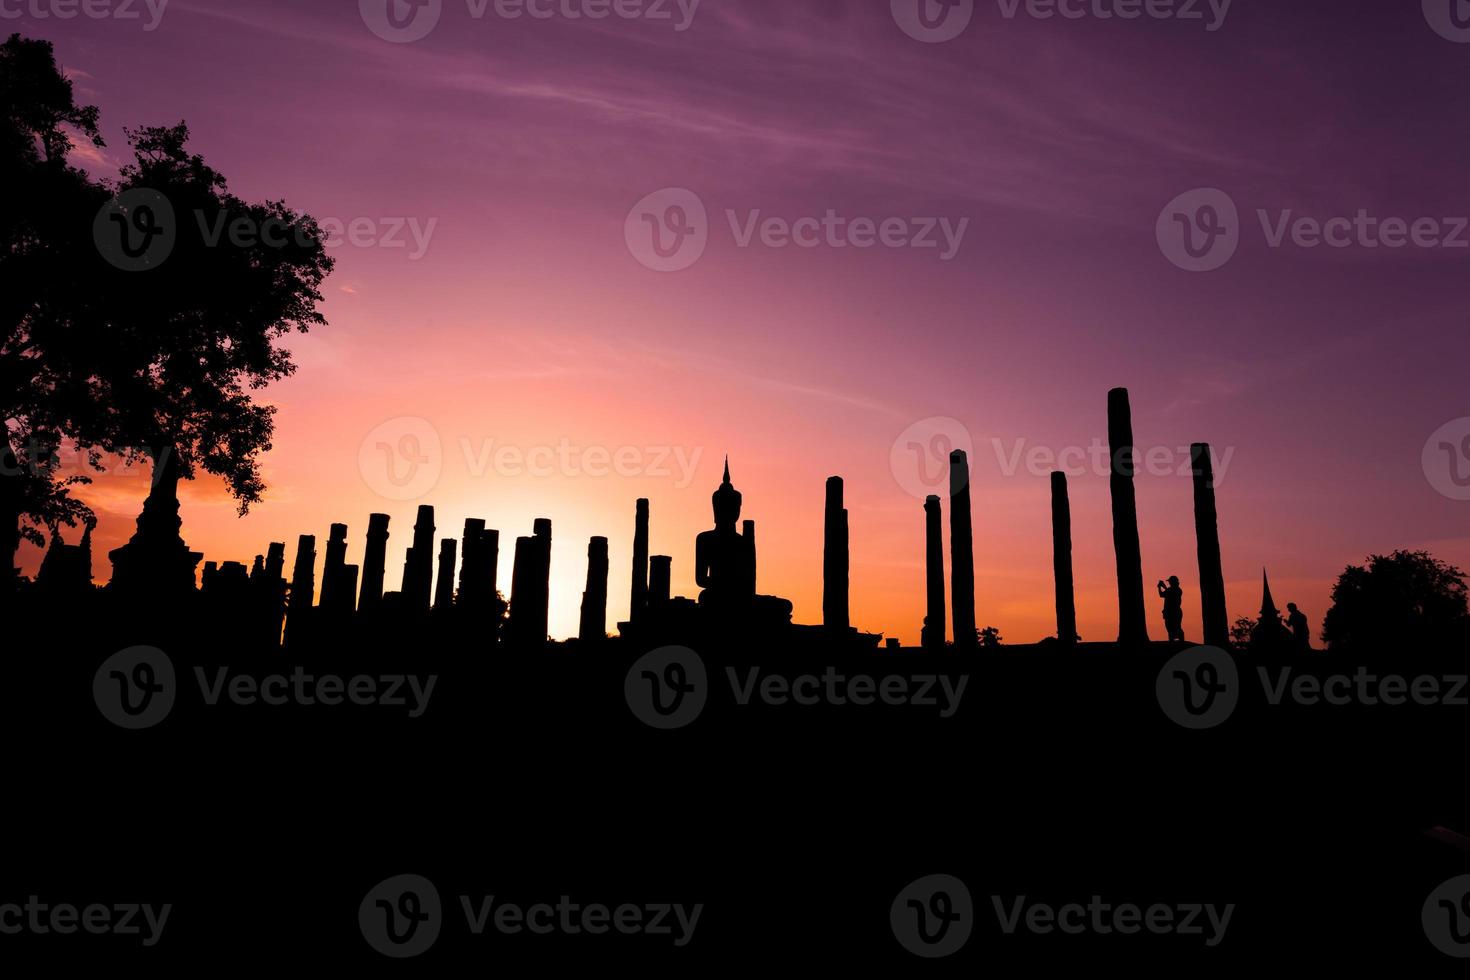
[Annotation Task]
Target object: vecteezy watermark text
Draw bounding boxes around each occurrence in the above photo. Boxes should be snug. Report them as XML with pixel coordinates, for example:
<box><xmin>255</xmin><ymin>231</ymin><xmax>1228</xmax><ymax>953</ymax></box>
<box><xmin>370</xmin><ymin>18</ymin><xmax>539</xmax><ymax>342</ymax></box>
<box><xmin>990</xmin><ymin>437</ymin><xmax>1235</xmax><ymax>483</ymax></box>
<box><xmin>93</xmin><ymin>647</ymin><xmax>438</xmax><ymax>729</ymax></box>
<box><xmin>623</xmin><ymin>647</ymin><xmax>969</xmax><ymax>729</ymax></box>
<box><xmin>993</xmin><ymin>895</ymin><xmax>1234</xmax><ymax>946</ymax></box>
<box><xmin>93</xmin><ymin>190</ymin><xmax>438</xmax><ymax>271</ymax></box>
<box><xmin>0</xmin><ymin>898</ymin><xmax>171</xmax><ymax>946</ymax></box>
<box><xmin>1156</xmin><ymin>645</ymin><xmax>1470</xmax><ymax>730</ymax></box>
<box><xmin>1158</xmin><ymin>187</ymin><xmax>1470</xmax><ymax>272</ymax></box>
<box><xmin>359</xmin><ymin>874</ymin><xmax>701</xmax><ymax>958</ymax></box>
<box><xmin>359</xmin><ymin>0</ymin><xmax>702</xmax><ymax>44</ymax></box>
<box><xmin>624</xmin><ymin>188</ymin><xmax>970</xmax><ymax>271</ymax></box>
<box><xmin>0</xmin><ymin>0</ymin><xmax>169</xmax><ymax>31</ymax></box>
<box><xmin>460</xmin><ymin>438</ymin><xmax>703</xmax><ymax>488</ymax></box>
<box><xmin>890</xmin><ymin>0</ymin><xmax>1230</xmax><ymax>44</ymax></box>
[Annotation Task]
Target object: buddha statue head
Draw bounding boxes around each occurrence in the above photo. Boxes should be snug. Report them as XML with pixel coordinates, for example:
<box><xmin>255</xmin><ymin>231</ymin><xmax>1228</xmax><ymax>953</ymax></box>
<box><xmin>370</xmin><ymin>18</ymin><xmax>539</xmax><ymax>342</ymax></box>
<box><xmin>711</xmin><ymin>457</ymin><xmax>742</xmax><ymax>527</ymax></box>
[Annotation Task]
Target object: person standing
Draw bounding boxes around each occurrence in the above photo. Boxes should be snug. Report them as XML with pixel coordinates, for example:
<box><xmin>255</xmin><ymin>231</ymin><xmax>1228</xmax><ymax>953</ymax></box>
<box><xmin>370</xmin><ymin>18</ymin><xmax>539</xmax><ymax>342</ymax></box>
<box><xmin>1157</xmin><ymin>576</ymin><xmax>1185</xmax><ymax>643</ymax></box>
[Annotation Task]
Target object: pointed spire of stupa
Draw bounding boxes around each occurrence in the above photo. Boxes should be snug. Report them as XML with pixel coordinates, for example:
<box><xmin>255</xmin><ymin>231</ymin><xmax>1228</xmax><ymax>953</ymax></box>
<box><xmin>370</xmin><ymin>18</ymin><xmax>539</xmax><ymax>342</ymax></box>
<box><xmin>1260</xmin><ymin>567</ymin><xmax>1280</xmax><ymax>620</ymax></box>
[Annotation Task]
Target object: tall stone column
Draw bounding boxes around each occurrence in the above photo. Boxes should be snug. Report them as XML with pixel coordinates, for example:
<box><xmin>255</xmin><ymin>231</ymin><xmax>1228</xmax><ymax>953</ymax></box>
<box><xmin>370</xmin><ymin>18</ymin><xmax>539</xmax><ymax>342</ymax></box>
<box><xmin>823</xmin><ymin>476</ymin><xmax>850</xmax><ymax>633</ymax></box>
<box><xmin>1051</xmin><ymin>472</ymin><xmax>1077</xmax><ymax>645</ymax></box>
<box><xmin>743</xmin><ymin>520</ymin><xmax>758</xmax><ymax>596</ymax></box>
<box><xmin>532</xmin><ymin>518</ymin><xmax>552</xmax><ymax>642</ymax></box>
<box><xmin>578</xmin><ymin>536</ymin><xmax>609</xmax><ymax>641</ymax></box>
<box><xmin>261</xmin><ymin>541</ymin><xmax>287</xmax><ymax>647</ymax></box>
<box><xmin>320</xmin><ymin>523</ymin><xmax>353</xmax><ymax>614</ymax></box>
<box><xmin>284</xmin><ymin>533</ymin><xmax>316</xmax><ymax>649</ymax></box>
<box><xmin>509</xmin><ymin>521</ymin><xmax>552</xmax><ymax>645</ymax></box>
<box><xmin>402</xmin><ymin>504</ymin><xmax>435</xmax><ymax>613</ymax></box>
<box><xmin>949</xmin><ymin>450</ymin><xmax>977</xmax><ymax>648</ymax></box>
<box><xmin>434</xmin><ymin>538</ymin><xmax>458</xmax><ymax>612</ymax></box>
<box><xmin>630</xmin><ymin>498</ymin><xmax>649</xmax><ymax>625</ymax></box>
<box><xmin>458</xmin><ymin>518</ymin><xmax>486</xmax><ymax>605</ymax></box>
<box><xmin>923</xmin><ymin>495</ymin><xmax>946</xmax><ymax>649</ymax></box>
<box><xmin>508</xmin><ymin>535</ymin><xmax>534</xmax><ymax>645</ymax></box>
<box><xmin>358</xmin><ymin>513</ymin><xmax>390</xmax><ymax>611</ymax></box>
<box><xmin>1108</xmin><ymin>387</ymin><xmax>1150</xmax><ymax>644</ymax></box>
<box><xmin>1191</xmin><ymin>443</ymin><xmax>1229</xmax><ymax>648</ymax></box>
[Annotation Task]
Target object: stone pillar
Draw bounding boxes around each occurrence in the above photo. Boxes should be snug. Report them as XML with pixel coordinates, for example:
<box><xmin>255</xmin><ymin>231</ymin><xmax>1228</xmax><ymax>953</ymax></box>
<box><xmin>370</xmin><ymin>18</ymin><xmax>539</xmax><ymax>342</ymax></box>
<box><xmin>1191</xmin><ymin>443</ymin><xmax>1229</xmax><ymax>649</ymax></box>
<box><xmin>457</xmin><ymin>518</ymin><xmax>485</xmax><ymax>610</ymax></box>
<box><xmin>1051</xmin><ymin>472</ymin><xmax>1077</xmax><ymax>645</ymax></box>
<box><xmin>358</xmin><ymin>513</ymin><xmax>390</xmax><ymax>611</ymax></box>
<box><xmin>949</xmin><ymin>450</ymin><xmax>977</xmax><ymax>648</ymax></box>
<box><xmin>401</xmin><ymin>504</ymin><xmax>435</xmax><ymax>613</ymax></box>
<box><xmin>578</xmin><ymin>536</ymin><xmax>609</xmax><ymax>641</ymax></box>
<box><xmin>261</xmin><ymin>541</ymin><xmax>287</xmax><ymax>646</ymax></box>
<box><xmin>264</xmin><ymin>542</ymin><xmax>286</xmax><ymax>585</ymax></box>
<box><xmin>743</xmin><ymin>519</ymin><xmax>758</xmax><ymax>596</ymax></box>
<box><xmin>649</xmin><ymin>555</ymin><xmax>672</xmax><ymax>607</ymax></box>
<box><xmin>434</xmin><ymin>538</ymin><xmax>458</xmax><ymax>611</ymax></box>
<box><xmin>533</xmin><ymin>518</ymin><xmax>552</xmax><ymax>642</ymax></box>
<box><xmin>508</xmin><ymin>522</ymin><xmax>551</xmax><ymax>645</ymax></box>
<box><xmin>284</xmin><ymin>533</ymin><xmax>316</xmax><ymax>649</ymax></box>
<box><xmin>922</xmin><ymin>495</ymin><xmax>946</xmax><ymax>649</ymax></box>
<box><xmin>823</xmin><ymin>476</ymin><xmax>850</xmax><ymax>633</ymax></box>
<box><xmin>319</xmin><ymin>523</ymin><xmax>352</xmax><ymax>614</ymax></box>
<box><xmin>1108</xmin><ymin>388</ymin><xmax>1150</xmax><ymax>644</ymax></box>
<box><xmin>630</xmin><ymin>498</ymin><xmax>649</xmax><ymax>624</ymax></box>
<box><xmin>509</xmin><ymin>536</ymin><xmax>533</xmax><ymax>644</ymax></box>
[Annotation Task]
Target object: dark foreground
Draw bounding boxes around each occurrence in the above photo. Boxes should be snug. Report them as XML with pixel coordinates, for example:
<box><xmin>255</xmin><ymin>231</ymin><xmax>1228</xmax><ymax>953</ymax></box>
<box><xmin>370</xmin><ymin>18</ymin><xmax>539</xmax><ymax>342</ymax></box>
<box><xmin>4</xmin><ymin>610</ymin><xmax>1469</xmax><ymax>969</ymax></box>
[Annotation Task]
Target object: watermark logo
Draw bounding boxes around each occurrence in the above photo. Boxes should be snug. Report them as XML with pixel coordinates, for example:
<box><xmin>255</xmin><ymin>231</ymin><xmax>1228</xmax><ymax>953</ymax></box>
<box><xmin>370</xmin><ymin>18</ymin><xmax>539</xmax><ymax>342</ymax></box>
<box><xmin>1156</xmin><ymin>645</ymin><xmax>1238</xmax><ymax>729</ymax></box>
<box><xmin>93</xmin><ymin>646</ymin><xmax>175</xmax><ymax>730</ymax></box>
<box><xmin>1423</xmin><ymin>418</ymin><xmax>1470</xmax><ymax>501</ymax></box>
<box><xmin>1157</xmin><ymin>188</ymin><xmax>1238</xmax><ymax>272</ymax></box>
<box><xmin>361</xmin><ymin>874</ymin><xmax>442</xmax><ymax>958</ymax></box>
<box><xmin>1424</xmin><ymin>875</ymin><xmax>1470</xmax><ymax>956</ymax></box>
<box><xmin>1424</xmin><ymin>0</ymin><xmax>1470</xmax><ymax>43</ymax></box>
<box><xmin>625</xmin><ymin>646</ymin><xmax>707</xmax><ymax>729</ymax></box>
<box><xmin>891</xmin><ymin>0</ymin><xmax>975</xmax><ymax>43</ymax></box>
<box><xmin>625</xmin><ymin>188</ymin><xmax>708</xmax><ymax>272</ymax></box>
<box><xmin>890</xmin><ymin>417</ymin><xmax>974</xmax><ymax>501</ymax></box>
<box><xmin>359</xmin><ymin>417</ymin><xmax>443</xmax><ymax>501</ymax></box>
<box><xmin>360</xmin><ymin>0</ymin><xmax>443</xmax><ymax>42</ymax></box>
<box><xmin>891</xmin><ymin>874</ymin><xmax>973</xmax><ymax>958</ymax></box>
<box><xmin>93</xmin><ymin>189</ymin><xmax>176</xmax><ymax>272</ymax></box>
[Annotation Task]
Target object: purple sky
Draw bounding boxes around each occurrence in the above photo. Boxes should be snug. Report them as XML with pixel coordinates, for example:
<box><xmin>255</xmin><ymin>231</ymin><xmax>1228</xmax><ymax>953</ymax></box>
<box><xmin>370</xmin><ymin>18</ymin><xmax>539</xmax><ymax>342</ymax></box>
<box><xmin>15</xmin><ymin>0</ymin><xmax>1470</xmax><ymax>642</ymax></box>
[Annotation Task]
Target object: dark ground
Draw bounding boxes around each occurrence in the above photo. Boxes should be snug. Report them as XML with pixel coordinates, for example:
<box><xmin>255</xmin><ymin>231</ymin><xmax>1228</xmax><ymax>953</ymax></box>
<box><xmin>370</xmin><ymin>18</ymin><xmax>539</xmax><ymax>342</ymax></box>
<box><xmin>5</xmin><ymin>606</ymin><xmax>1468</xmax><ymax>969</ymax></box>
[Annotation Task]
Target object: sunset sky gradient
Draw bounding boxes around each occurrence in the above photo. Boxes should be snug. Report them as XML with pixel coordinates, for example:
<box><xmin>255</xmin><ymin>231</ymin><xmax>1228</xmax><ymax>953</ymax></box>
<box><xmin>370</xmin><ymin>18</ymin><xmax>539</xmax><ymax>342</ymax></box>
<box><xmin>16</xmin><ymin>0</ymin><xmax>1470</xmax><ymax>643</ymax></box>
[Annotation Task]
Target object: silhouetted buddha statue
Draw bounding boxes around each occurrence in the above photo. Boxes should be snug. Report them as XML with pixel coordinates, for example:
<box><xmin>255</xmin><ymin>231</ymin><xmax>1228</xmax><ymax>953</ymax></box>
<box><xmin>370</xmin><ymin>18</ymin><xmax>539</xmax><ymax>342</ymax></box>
<box><xmin>694</xmin><ymin>459</ymin><xmax>792</xmax><ymax>630</ymax></box>
<box><xmin>696</xmin><ymin>459</ymin><xmax>755</xmax><ymax>611</ymax></box>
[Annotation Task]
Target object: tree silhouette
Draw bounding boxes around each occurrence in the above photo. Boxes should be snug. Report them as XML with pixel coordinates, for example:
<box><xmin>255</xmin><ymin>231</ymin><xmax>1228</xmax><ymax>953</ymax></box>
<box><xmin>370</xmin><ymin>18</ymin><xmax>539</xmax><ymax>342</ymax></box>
<box><xmin>1228</xmin><ymin>616</ymin><xmax>1256</xmax><ymax>649</ymax></box>
<box><xmin>2</xmin><ymin>34</ymin><xmax>110</xmax><ymax>580</ymax></box>
<box><xmin>89</xmin><ymin>122</ymin><xmax>334</xmax><ymax>513</ymax></box>
<box><xmin>1322</xmin><ymin>550</ymin><xmax>1469</xmax><ymax>652</ymax></box>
